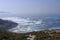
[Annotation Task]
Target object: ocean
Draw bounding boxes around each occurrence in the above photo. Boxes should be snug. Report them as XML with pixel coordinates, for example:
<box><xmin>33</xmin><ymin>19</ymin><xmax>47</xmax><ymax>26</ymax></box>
<box><xmin>0</xmin><ymin>14</ymin><xmax>60</xmax><ymax>33</ymax></box>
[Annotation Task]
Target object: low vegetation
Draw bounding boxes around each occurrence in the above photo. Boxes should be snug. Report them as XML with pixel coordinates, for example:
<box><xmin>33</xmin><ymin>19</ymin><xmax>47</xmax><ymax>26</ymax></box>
<box><xmin>0</xmin><ymin>29</ymin><xmax>60</xmax><ymax>40</ymax></box>
<box><xmin>0</xmin><ymin>30</ymin><xmax>27</xmax><ymax>40</ymax></box>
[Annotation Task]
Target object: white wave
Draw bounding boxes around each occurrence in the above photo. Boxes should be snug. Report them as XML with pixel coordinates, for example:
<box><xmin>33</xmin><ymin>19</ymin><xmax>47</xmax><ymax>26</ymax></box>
<box><xmin>0</xmin><ymin>17</ymin><xmax>43</xmax><ymax>33</ymax></box>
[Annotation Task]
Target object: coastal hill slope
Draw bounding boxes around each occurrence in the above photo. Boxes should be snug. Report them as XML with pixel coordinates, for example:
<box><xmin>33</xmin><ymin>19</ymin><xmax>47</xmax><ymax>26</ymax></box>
<box><xmin>0</xmin><ymin>29</ymin><xmax>60</xmax><ymax>40</ymax></box>
<box><xmin>0</xmin><ymin>19</ymin><xmax>18</xmax><ymax>30</ymax></box>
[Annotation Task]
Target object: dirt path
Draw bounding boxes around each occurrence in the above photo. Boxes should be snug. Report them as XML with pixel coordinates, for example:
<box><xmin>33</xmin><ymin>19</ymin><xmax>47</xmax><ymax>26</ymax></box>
<box><xmin>27</xmin><ymin>34</ymin><xmax>35</xmax><ymax>40</ymax></box>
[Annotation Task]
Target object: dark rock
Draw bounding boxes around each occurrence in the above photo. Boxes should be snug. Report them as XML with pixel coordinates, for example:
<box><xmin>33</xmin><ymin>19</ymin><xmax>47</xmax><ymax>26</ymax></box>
<box><xmin>0</xmin><ymin>19</ymin><xmax>18</xmax><ymax>30</ymax></box>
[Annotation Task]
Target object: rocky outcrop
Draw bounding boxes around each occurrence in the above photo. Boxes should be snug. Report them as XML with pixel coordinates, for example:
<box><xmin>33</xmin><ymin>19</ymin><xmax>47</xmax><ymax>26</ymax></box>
<box><xmin>0</xmin><ymin>19</ymin><xmax>18</xmax><ymax>30</ymax></box>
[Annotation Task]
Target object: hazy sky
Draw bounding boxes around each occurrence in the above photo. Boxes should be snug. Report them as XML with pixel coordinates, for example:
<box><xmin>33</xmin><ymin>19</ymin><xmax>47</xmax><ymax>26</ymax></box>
<box><xmin>0</xmin><ymin>0</ymin><xmax>60</xmax><ymax>14</ymax></box>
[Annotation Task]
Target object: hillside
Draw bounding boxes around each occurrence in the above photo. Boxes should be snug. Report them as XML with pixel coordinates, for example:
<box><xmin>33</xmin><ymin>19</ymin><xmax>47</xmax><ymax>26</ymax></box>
<box><xmin>27</xmin><ymin>29</ymin><xmax>60</xmax><ymax>40</ymax></box>
<box><xmin>0</xmin><ymin>30</ymin><xmax>27</xmax><ymax>40</ymax></box>
<box><xmin>0</xmin><ymin>19</ymin><xmax>18</xmax><ymax>30</ymax></box>
<box><xmin>0</xmin><ymin>29</ymin><xmax>60</xmax><ymax>40</ymax></box>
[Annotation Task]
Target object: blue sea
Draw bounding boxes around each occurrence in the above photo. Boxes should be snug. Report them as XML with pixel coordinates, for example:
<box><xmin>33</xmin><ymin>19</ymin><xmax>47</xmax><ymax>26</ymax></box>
<box><xmin>0</xmin><ymin>14</ymin><xmax>60</xmax><ymax>33</ymax></box>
